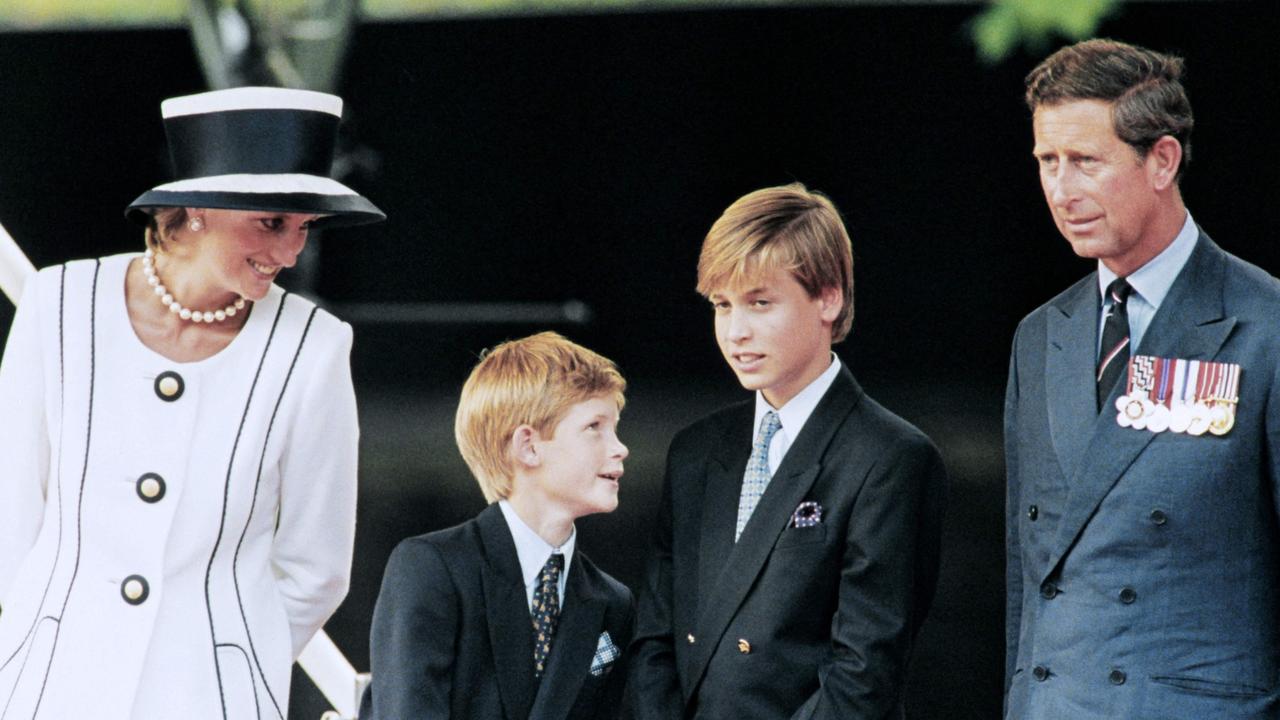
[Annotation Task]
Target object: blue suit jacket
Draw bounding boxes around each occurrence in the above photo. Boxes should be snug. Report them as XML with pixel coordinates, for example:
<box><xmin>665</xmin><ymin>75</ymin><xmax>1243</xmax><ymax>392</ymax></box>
<box><xmin>1004</xmin><ymin>232</ymin><xmax>1280</xmax><ymax>719</ymax></box>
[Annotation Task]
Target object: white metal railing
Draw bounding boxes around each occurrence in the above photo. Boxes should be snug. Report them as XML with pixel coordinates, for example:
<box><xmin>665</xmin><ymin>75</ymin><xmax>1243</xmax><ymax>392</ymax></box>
<box><xmin>0</xmin><ymin>219</ymin><xmax>366</xmax><ymax>719</ymax></box>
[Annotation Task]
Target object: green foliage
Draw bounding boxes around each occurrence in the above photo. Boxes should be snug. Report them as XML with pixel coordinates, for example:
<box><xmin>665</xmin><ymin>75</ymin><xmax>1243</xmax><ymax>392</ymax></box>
<box><xmin>971</xmin><ymin>0</ymin><xmax>1118</xmax><ymax>63</ymax></box>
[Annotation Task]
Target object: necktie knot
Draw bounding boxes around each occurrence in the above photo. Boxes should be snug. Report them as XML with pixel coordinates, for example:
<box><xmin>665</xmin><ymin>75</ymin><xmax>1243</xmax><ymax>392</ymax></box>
<box><xmin>1107</xmin><ymin>278</ymin><xmax>1133</xmax><ymax>305</ymax></box>
<box><xmin>757</xmin><ymin>411</ymin><xmax>782</xmax><ymax>450</ymax></box>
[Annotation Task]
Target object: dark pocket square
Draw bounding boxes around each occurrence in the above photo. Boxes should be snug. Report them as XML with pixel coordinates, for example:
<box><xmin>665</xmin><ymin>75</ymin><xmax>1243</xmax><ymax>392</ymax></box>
<box><xmin>790</xmin><ymin>500</ymin><xmax>823</xmax><ymax>528</ymax></box>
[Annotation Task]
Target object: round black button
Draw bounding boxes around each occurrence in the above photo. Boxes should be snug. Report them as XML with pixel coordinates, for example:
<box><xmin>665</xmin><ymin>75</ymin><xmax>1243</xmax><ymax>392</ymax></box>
<box><xmin>1028</xmin><ymin>505</ymin><xmax>1039</xmax><ymax>521</ymax></box>
<box><xmin>1119</xmin><ymin>587</ymin><xmax>1137</xmax><ymax>604</ymax></box>
<box><xmin>121</xmin><ymin>575</ymin><xmax>150</xmax><ymax>605</ymax></box>
<box><xmin>1150</xmin><ymin>509</ymin><xmax>1168</xmax><ymax>525</ymax></box>
<box><xmin>1109</xmin><ymin>669</ymin><xmax>1126</xmax><ymax>685</ymax></box>
<box><xmin>154</xmin><ymin>371</ymin><xmax>184</xmax><ymax>402</ymax></box>
<box><xmin>1032</xmin><ymin>666</ymin><xmax>1049</xmax><ymax>682</ymax></box>
<box><xmin>1040</xmin><ymin>582</ymin><xmax>1058</xmax><ymax>600</ymax></box>
<box><xmin>135</xmin><ymin>473</ymin><xmax>166</xmax><ymax>503</ymax></box>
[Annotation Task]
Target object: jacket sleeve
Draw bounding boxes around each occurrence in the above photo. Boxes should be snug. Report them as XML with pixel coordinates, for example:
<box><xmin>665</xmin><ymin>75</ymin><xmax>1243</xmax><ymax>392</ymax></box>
<box><xmin>272</xmin><ymin>318</ymin><xmax>358</xmax><ymax>658</ymax></box>
<box><xmin>0</xmin><ymin>276</ymin><xmax>51</xmax><ymax>608</ymax></box>
<box><xmin>793</xmin><ymin>433</ymin><xmax>947</xmax><ymax>720</ymax></box>
<box><xmin>364</xmin><ymin>539</ymin><xmax>460</xmax><ymax>719</ymax></box>
<box><xmin>1004</xmin><ymin>323</ymin><xmax>1024</xmax><ymax>698</ymax></box>
<box><xmin>625</xmin><ymin>440</ymin><xmax>685</xmax><ymax>720</ymax></box>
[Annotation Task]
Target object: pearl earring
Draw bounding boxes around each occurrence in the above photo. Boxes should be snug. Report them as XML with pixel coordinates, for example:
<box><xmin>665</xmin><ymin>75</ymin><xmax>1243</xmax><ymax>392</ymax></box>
<box><xmin>188</xmin><ymin>216</ymin><xmax>205</xmax><ymax>232</ymax></box>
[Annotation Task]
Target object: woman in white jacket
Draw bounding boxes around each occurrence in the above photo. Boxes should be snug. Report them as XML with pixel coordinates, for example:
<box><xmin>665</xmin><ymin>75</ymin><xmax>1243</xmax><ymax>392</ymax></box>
<box><xmin>0</xmin><ymin>87</ymin><xmax>383</xmax><ymax>720</ymax></box>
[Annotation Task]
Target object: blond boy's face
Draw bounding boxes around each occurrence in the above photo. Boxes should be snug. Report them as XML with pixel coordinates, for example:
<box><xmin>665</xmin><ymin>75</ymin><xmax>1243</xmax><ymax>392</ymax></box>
<box><xmin>531</xmin><ymin>396</ymin><xmax>628</xmax><ymax>518</ymax></box>
<box><xmin>709</xmin><ymin>267</ymin><xmax>841</xmax><ymax>409</ymax></box>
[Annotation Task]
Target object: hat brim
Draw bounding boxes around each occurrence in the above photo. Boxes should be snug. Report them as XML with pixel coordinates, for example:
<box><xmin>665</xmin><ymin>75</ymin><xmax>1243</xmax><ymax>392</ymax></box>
<box><xmin>126</xmin><ymin>173</ymin><xmax>384</xmax><ymax>229</ymax></box>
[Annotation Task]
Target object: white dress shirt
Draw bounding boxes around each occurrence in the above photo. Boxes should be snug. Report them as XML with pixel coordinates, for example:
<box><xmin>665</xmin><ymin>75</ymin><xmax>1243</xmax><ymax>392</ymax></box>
<box><xmin>499</xmin><ymin>499</ymin><xmax>576</xmax><ymax>611</ymax></box>
<box><xmin>752</xmin><ymin>353</ymin><xmax>842</xmax><ymax>475</ymax></box>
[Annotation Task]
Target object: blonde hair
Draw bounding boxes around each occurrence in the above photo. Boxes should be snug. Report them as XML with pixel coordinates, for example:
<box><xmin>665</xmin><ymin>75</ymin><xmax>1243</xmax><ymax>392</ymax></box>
<box><xmin>696</xmin><ymin>183</ymin><xmax>854</xmax><ymax>342</ymax></box>
<box><xmin>455</xmin><ymin>331</ymin><xmax>627</xmax><ymax>503</ymax></box>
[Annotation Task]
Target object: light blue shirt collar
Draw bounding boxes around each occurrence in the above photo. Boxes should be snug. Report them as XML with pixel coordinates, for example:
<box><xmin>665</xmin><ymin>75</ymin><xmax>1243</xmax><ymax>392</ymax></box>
<box><xmin>1097</xmin><ymin>211</ymin><xmax>1198</xmax><ymax>352</ymax></box>
<box><xmin>1098</xmin><ymin>211</ymin><xmax>1198</xmax><ymax>311</ymax></box>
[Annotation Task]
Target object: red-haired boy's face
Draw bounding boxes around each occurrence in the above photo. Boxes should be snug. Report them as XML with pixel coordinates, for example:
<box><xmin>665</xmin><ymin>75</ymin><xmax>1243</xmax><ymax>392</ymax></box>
<box><xmin>530</xmin><ymin>396</ymin><xmax>628</xmax><ymax>518</ymax></box>
<box><xmin>709</xmin><ymin>267</ymin><xmax>840</xmax><ymax>408</ymax></box>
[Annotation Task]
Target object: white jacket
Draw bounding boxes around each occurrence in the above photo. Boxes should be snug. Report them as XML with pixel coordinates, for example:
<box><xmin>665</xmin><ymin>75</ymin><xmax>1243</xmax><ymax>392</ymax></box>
<box><xmin>0</xmin><ymin>254</ymin><xmax>358</xmax><ymax>720</ymax></box>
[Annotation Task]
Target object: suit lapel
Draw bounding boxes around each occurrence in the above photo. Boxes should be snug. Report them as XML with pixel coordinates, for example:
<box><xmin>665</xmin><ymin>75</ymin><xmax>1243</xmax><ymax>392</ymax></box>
<box><xmin>1045</xmin><ymin>276</ymin><xmax>1101</xmax><ymax>483</ymax></box>
<box><xmin>696</xmin><ymin>404</ymin><xmax>752</xmax><ymax>610</ymax></box>
<box><xmin>1044</xmin><ymin>234</ymin><xmax>1236</xmax><ymax>578</ymax></box>
<box><xmin>528</xmin><ymin>554</ymin><xmax>607</xmax><ymax>720</ymax></box>
<box><xmin>688</xmin><ymin>368</ymin><xmax>862</xmax><ymax>691</ymax></box>
<box><xmin>479</xmin><ymin>505</ymin><xmax>538</xmax><ymax>720</ymax></box>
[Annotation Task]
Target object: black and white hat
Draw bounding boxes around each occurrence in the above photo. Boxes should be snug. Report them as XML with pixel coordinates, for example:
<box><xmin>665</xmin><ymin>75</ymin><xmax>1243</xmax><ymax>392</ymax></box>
<box><xmin>126</xmin><ymin>86</ymin><xmax>384</xmax><ymax>228</ymax></box>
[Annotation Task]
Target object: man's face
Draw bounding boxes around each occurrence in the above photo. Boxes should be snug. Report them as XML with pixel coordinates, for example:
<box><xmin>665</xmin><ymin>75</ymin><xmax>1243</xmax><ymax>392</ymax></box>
<box><xmin>1032</xmin><ymin>99</ymin><xmax>1165</xmax><ymax>276</ymax></box>
<box><xmin>709</xmin><ymin>267</ymin><xmax>840</xmax><ymax>409</ymax></box>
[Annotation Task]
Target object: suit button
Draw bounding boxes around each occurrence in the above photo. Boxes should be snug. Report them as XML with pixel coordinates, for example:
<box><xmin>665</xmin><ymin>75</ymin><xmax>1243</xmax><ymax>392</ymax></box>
<box><xmin>1040</xmin><ymin>582</ymin><xmax>1058</xmax><ymax>599</ymax></box>
<box><xmin>1032</xmin><ymin>666</ymin><xmax>1049</xmax><ymax>682</ymax></box>
<box><xmin>1150</xmin><ymin>509</ymin><xmax>1168</xmax><ymax>525</ymax></box>
<box><xmin>1109</xmin><ymin>669</ymin><xmax>1126</xmax><ymax>685</ymax></box>
<box><xmin>686</xmin><ymin>633</ymin><xmax>696</xmax><ymax>644</ymax></box>
<box><xmin>737</xmin><ymin>639</ymin><xmax>751</xmax><ymax>654</ymax></box>
<box><xmin>1119</xmin><ymin>587</ymin><xmax>1137</xmax><ymax>604</ymax></box>
<box><xmin>136</xmin><ymin>473</ymin><xmax>166</xmax><ymax>503</ymax></box>
<box><xmin>1027</xmin><ymin>505</ymin><xmax>1039</xmax><ymax>521</ymax></box>
<box><xmin>154</xmin><ymin>371</ymin><xmax>184</xmax><ymax>401</ymax></box>
<box><xmin>121</xmin><ymin>575</ymin><xmax>150</xmax><ymax>605</ymax></box>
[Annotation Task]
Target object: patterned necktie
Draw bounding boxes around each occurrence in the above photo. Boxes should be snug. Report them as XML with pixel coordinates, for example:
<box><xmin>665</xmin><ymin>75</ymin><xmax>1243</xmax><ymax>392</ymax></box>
<box><xmin>1097</xmin><ymin>278</ymin><xmax>1133</xmax><ymax>412</ymax></box>
<box><xmin>531</xmin><ymin>552</ymin><xmax>564</xmax><ymax>679</ymax></box>
<box><xmin>735</xmin><ymin>411</ymin><xmax>782</xmax><ymax>541</ymax></box>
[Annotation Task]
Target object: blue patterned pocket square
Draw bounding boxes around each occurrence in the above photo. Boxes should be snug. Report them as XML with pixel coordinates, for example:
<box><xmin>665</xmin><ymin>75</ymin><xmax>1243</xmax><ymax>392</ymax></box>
<box><xmin>790</xmin><ymin>501</ymin><xmax>823</xmax><ymax>528</ymax></box>
<box><xmin>590</xmin><ymin>630</ymin><xmax>621</xmax><ymax>676</ymax></box>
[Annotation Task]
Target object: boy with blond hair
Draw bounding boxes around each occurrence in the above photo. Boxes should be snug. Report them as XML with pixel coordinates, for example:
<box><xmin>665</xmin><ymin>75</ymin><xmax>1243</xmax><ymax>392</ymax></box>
<box><xmin>362</xmin><ymin>331</ymin><xmax>634</xmax><ymax>720</ymax></box>
<box><xmin>629</xmin><ymin>183</ymin><xmax>947</xmax><ymax>720</ymax></box>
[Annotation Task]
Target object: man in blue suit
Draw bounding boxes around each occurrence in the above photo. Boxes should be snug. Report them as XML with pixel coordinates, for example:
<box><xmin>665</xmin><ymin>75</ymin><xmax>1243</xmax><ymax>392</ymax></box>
<box><xmin>1005</xmin><ymin>39</ymin><xmax>1280</xmax><ymax>719</ymax></box>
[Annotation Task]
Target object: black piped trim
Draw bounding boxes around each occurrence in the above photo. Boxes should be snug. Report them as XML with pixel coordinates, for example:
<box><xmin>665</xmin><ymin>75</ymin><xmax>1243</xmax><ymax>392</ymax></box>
<box><xmin>36</xmin><ymin>259</ymin><xmax>100</xmax><ymax>715</ymax></box>
<box><xmin>213</xmin><ymin>643</ymin><xmax>262</xmax><ymax>720</ymax></box>
<box><xmin>234</xmin><ymin>302</ymin><xmax>318</xmax><ymax>720</ymax></box>
<box><xmin>204</xmin><ymin>294</ymin><xmax>288</xmax><ymax>720</ymax></box>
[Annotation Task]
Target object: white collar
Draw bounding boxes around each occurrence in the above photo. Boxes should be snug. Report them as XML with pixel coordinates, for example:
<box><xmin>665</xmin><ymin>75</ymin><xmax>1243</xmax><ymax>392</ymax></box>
<box><xmin>753</xmin><ymin>353</ymin><xmax>842</xmax><ymax>442</ymax></box>
<box><xmin>497</xmin><ymin>499</ymin><xmax>576</xmax><ymax>588</ymax></box>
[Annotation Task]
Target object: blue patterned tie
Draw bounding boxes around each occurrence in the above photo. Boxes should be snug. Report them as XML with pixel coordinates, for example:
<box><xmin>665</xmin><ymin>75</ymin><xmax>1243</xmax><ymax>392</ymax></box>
<box><xmin>531</xmin><ymin>552</ymin><xmax>564</xmax><ymax>678</ymax></box>
<box><xmin>736</xmin><ymin>411</ymin><xmax>782</xmax><ymax>541</ymax></box>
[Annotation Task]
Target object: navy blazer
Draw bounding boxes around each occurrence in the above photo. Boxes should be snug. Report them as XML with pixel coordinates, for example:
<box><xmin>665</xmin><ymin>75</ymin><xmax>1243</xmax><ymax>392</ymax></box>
<box><xmin>627</xmin><ymin>366</ymin><xmax>946</xmax><ymax>720</ymax></box>
<box><xmin>1005</xmin><ymin>232</ymin><xmax>1280</xmax><ymax>719</ymax></box>
<box><xmin>361</xmin><ymin>503</ymin><xmax>634</xmax><ymax>720</ymax></box>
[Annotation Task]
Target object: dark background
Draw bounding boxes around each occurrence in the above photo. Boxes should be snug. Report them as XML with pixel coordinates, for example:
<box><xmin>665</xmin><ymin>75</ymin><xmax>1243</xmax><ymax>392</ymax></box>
<box><xmin>0</xmin><ymin>2</ymin><xmax>1276</xmax><ymax>718</ymax></box>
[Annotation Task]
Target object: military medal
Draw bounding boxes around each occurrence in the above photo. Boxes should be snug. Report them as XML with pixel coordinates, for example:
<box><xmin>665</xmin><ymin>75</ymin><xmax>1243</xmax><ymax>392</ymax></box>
<box><xmin>1118</xmin><ymin>355</ymin><xmax>1241</xmax><ymax>437</ymax></box>
<box><xmin>1208</xmin><ymin>362</ymin><xmax>1240</xmax><ymax>436</ymax></box>
<box><xmin>1143</xmin><ymin>358</ymin><xmax>1172</xmax><ymax>433</ymax></box>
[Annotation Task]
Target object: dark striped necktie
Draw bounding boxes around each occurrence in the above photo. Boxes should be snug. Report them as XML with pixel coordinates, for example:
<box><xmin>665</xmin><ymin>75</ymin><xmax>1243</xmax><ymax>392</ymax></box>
<box><xmin>1097</xmin><ymin>278</ymin><xmax>1133</xmax><ymax>411</ymax></box>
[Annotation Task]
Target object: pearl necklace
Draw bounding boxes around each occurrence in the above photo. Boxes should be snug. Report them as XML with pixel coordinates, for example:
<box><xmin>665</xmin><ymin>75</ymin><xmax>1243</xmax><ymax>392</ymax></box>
<box><xmin>142</xmin><ymin>249</ymin><xmax>246</xmax><ymax>323</ymax></box>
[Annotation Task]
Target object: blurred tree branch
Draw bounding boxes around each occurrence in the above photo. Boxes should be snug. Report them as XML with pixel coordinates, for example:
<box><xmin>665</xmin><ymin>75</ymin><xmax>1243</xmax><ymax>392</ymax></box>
<box><xmin>971</xmin><ymin>0</ymin><xmax>1119</xmax><ymax>63</ymax></box>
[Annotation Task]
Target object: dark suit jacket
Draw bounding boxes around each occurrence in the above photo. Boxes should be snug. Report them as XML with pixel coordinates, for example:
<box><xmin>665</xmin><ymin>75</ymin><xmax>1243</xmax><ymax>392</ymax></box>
<box><xmin>361</xmin><ymin>503</ymin><xmax>635</xmax><ymax>720</ymax></box>
<box><xmin>1005</xmin><ymin>232</ymin><xmax>1280</xmax><ymax>719</ymax></box>
<box><xmin>627</xmin><ymin>366</ymin><xmax>947</xmax><ymax>720</ymax></box>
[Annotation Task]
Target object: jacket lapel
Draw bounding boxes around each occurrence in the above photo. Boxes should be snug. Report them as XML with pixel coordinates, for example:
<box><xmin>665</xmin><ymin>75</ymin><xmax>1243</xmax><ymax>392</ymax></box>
<box><xmin>696</xmin><ymin>404</ymin><xmax>753</xmax><ymax>610</ymax></box>
<box><xmin>1044</xmin><ymin>234</ymin><xmax>1235</xmax><ymax>578</ymax></box>
<box><xmin>479</xmin><ymin>505</ymin><xmax>538</xmax><ymax>720</ymax></box>
<box><xmin>1045</xmin><ymin>275</ymin><xmax>1101</xmax><ymax>483</ymax></box>
<box><xmin>528</xmin><ymin>554</ymin><xmax>607</xmax><ymax>720</ymax></box>
<box><xmin>688</xmin><ymin>368</ymin><xmax>863</xmax><ymax>693</ymax></box>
